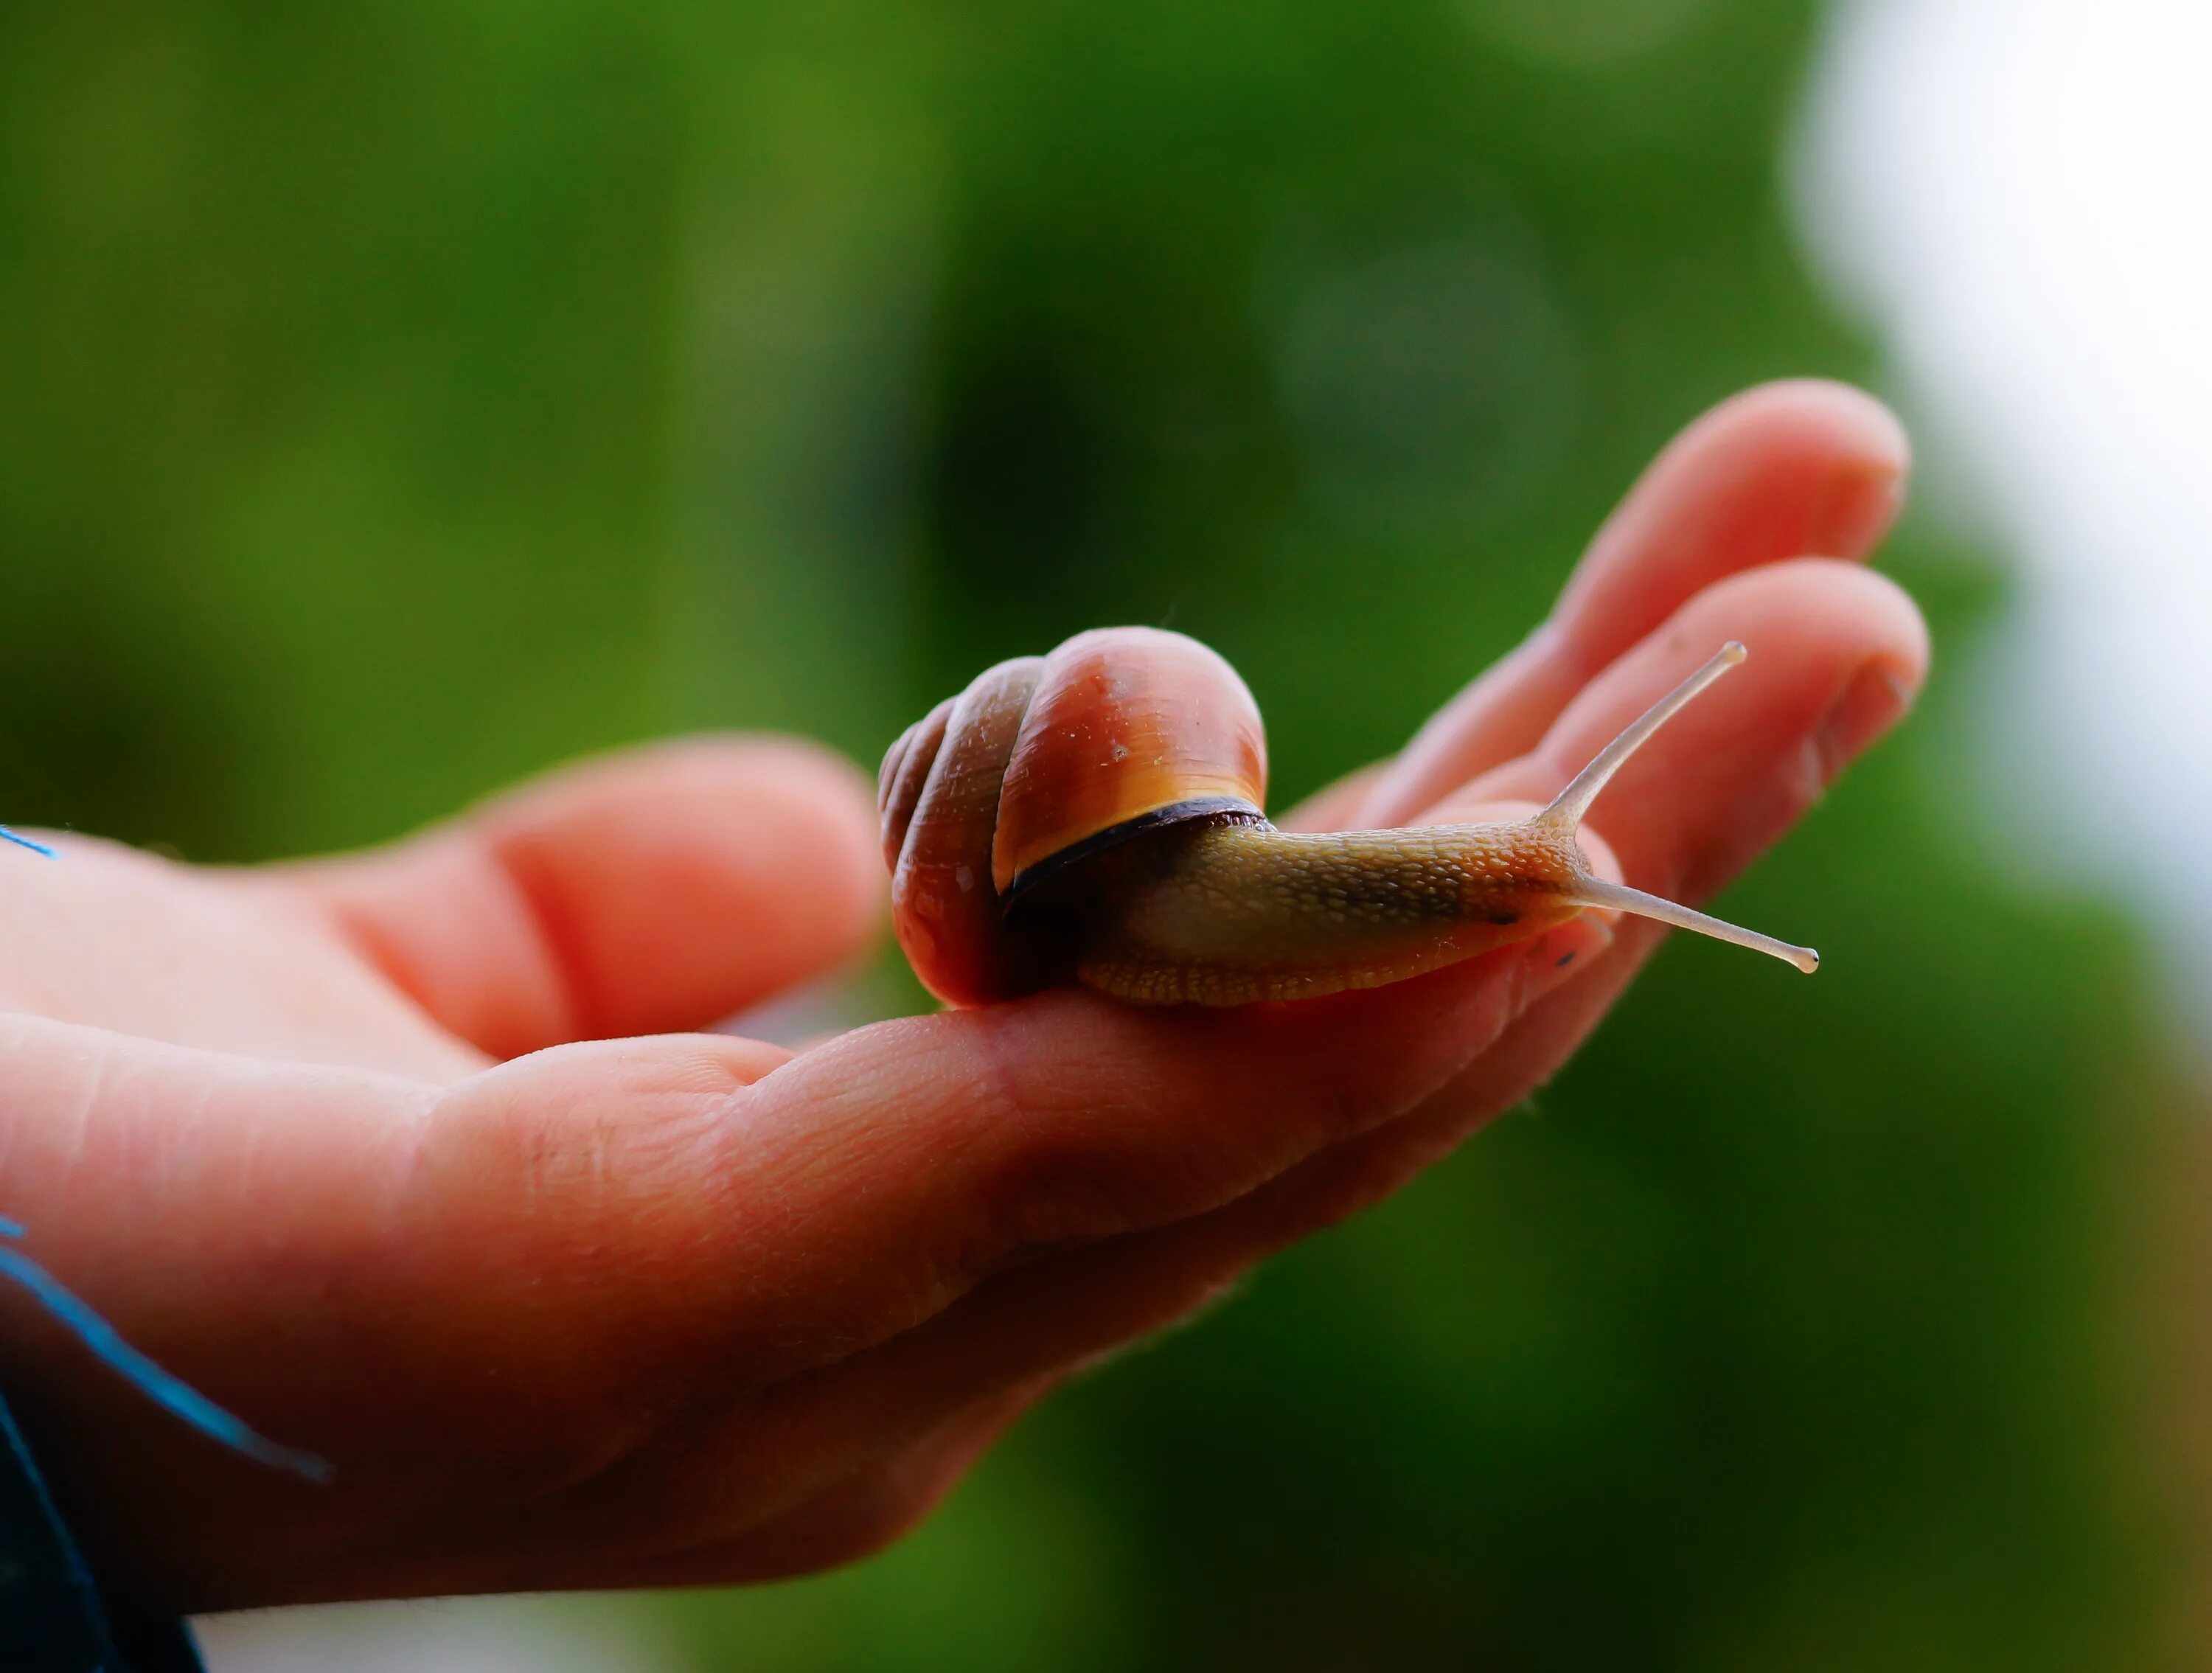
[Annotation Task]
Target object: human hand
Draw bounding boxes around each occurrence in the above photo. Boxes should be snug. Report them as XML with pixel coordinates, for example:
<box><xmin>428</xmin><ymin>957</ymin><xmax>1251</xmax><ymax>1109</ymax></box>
<box><xmin>0</xmin><ymin>379</ymin><xmax>1926</xmax><ymax>1613</ymax></box>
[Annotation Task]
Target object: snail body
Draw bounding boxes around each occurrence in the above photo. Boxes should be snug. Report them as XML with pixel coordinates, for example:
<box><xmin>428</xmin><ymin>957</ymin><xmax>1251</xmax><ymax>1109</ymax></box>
<box><xmin>1052</xmin><ymin>817</ymin><xmax>1589</xmax><ymax>1006</ymax></box>
<box><xmin>880</xmin><ymin>627</ymin><xmax>1815</xmax><ymax>1009</ymax></box>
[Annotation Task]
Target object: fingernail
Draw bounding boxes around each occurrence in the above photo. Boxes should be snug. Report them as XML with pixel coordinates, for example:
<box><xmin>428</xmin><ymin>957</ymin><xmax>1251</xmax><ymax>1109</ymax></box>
<box><xmin>1806</xmin><ymin>460</ymin><xmax>1907</xmax><ymax>558</ymax></box>
<box><xmin>1815</xmin><ymin>660</ymin><xmax>1919</xmax><ymax>784</ymax></box>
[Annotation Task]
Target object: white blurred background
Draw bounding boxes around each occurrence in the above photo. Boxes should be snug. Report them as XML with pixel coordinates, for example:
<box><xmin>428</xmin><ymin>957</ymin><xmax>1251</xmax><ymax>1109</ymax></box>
<box><xmin>1799</xmin><ymin>0</ymin><xmax>2212</xmax><ymax>1054</ymax></box>
<box><xmin>197</xmin><ymin>1596</ymin><xmax>678</xmax><ymax>1673</ymax></box>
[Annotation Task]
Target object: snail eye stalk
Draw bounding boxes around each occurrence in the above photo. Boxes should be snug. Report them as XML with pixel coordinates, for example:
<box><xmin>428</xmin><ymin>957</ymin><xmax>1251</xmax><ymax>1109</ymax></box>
<box><xmin>1534</xmin><ymin>643</ymin><xmax>1818</xmax><ymax>974</ymax></box>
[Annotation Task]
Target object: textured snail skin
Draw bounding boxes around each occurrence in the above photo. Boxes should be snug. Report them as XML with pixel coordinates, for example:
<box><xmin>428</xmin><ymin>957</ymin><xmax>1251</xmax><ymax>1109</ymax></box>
<box><xmin>1062</xmin><ymin>818</ymin><xmax>1587</xmax><ymax>1006</ymax></box>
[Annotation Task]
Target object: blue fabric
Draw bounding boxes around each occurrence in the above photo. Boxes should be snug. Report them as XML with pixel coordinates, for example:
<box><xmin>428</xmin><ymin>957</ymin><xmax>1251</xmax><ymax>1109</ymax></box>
<box><xmin>0</xmin><ymin>1385</ymin><xmax>206</xmax><ymax>1672</ymax></box>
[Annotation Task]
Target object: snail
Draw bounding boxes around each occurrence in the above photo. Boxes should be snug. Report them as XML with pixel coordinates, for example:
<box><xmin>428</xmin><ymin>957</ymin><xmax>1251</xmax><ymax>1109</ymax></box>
<box><xmin>880</xmin><ymin>628</ymin><xmax>1818</xmax><ymax>1008</ymax></box>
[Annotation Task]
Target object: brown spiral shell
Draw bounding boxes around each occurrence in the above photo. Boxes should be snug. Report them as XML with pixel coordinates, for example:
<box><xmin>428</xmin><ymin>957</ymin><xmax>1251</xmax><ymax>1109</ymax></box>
<box><xmin>880</xmin><ymin>627</ymin><xmax>1268</xmax><ymax>1006</ymax></box>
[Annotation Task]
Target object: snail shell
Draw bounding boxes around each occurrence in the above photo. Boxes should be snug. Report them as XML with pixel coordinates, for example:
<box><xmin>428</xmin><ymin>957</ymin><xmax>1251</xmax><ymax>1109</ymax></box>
<box><xmin>880</xmin><ymin>628</ymin><xmax>1265</xmax><ymax>1005</ymax></box>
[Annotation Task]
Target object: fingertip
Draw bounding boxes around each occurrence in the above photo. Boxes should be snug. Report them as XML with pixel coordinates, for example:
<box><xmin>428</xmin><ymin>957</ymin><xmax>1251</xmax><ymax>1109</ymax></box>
<box><xmin>1695</xmin><ymin>378</ymin><xmax>1912</xmax><ymax>481</ymax></box>
<box><xmin>1689</xmin><ymin>380</ymin><xmax>1912</xmax><ymax>560</ymax></box>
<box><xmin>1704</xmin><ymin>558</ymin><xmax>1930</xmax><ymax>693</ymax></box>
<box><xmin>1612</xmin><ymin>559</ymin><xmax>1929</xmax><ymax>786</ymax></box>
<box><xmin>1560</xmin><ymin>379</ymin><xmax>1912</xmax><ymax>636</ymax></box>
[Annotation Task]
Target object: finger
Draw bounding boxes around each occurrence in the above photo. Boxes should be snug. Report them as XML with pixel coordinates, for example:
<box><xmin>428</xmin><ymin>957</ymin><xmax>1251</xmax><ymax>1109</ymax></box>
<box><xmin>1458</xmin><ymin>558</ymin><xmax>1928</xmax><ymax>898</ymax></box>
<box><xmin>1357</xmin><ymin>380</ymin><xmax>1910</xmax><ymax>827</ymax></box>
<box><xmin>1131</xmin><ymin>911</ymin><xmax>1649</xmax><ymax>1300</ymax></box>
<box><xmin>1279</xmin><ymin>762</ymin><xmax>1383</xmax><ymax>834</ymax></box>
<box><xmin>588</xmin><ymin>1381</ymin><xmax>1050</xmax><ymax>1590</ymax></box>
<box><xmin>1140</xmin><ymin>943</ymin><xmax>1644</xmax><ymax>1284</ymax></box>
<box><xmin>285</xmin><ymin>738</ymin><xmax>884</xmax><ymax>1057</ymax></box>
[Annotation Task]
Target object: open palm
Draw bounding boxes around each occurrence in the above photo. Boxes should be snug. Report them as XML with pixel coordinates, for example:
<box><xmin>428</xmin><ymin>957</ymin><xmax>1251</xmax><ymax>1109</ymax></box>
<box><xmin>0</xmin><ymin>380</ymin><xmax>1926</xmax><ymax>1613</ymax></box>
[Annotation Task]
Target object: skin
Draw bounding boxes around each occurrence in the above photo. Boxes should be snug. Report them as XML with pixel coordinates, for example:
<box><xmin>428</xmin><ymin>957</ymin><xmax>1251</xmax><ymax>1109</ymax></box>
<box><xmin>0</xmin><ymin>378</ymin><xmax>1927</xmax><ymax>1613</ymax></box>
<box><xmin>1072</xmin><ymin>818</ymin><xmax>1589</xmax><ymax>1006</ymax></box>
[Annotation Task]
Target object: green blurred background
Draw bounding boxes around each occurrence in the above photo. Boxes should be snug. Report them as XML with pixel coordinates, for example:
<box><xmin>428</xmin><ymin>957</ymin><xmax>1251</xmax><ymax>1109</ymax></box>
<box><xmin>0</xmin><ymin>1</ymin><xmax>2191</xmax><ymax>1667</ymax></box>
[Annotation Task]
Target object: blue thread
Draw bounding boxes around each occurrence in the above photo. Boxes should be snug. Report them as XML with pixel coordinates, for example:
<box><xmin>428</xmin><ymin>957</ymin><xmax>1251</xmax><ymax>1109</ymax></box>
<box><xmin>0</xmin><ymin>828</ymin><xmax>327</xmax><ymax>1486</ymax></box>
<box><xmin>0</xmin><ymin>1223</ymin><xmax>331</xmax><ymax>1484</ymax></box>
